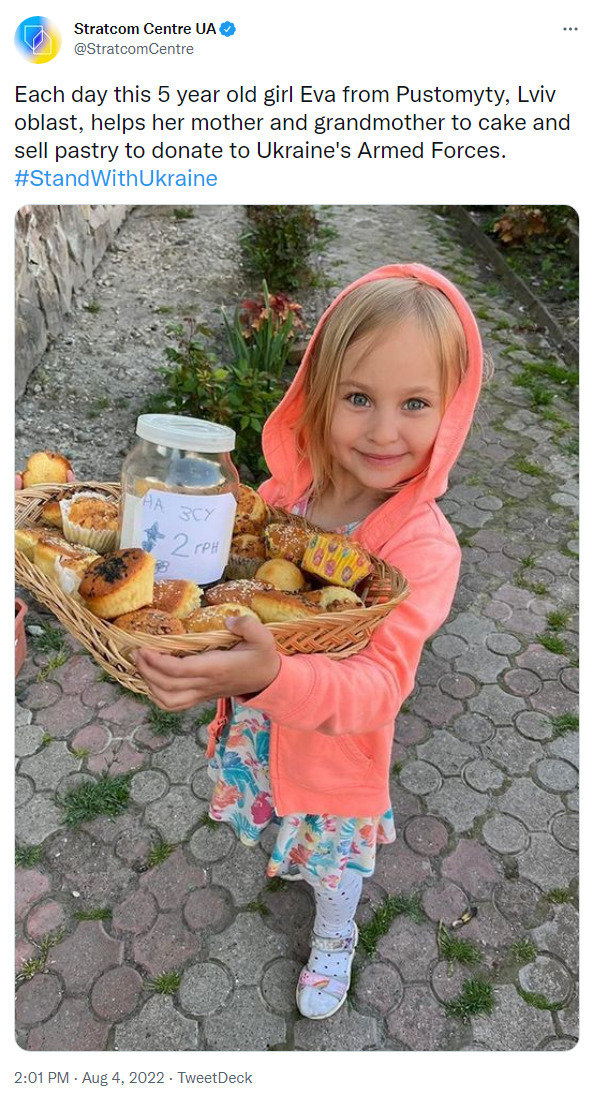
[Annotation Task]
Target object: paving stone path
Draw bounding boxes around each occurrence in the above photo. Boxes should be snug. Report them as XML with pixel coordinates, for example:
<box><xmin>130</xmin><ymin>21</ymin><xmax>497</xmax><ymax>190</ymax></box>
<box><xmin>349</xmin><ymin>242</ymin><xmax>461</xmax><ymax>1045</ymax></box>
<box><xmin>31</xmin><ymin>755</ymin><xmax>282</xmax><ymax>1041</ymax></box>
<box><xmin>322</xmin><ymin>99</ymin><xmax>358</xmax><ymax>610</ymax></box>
<box><xmin>15</xmin><ymin>205</ymin><xmax>578</xmax><ymax>1051</ymax></box>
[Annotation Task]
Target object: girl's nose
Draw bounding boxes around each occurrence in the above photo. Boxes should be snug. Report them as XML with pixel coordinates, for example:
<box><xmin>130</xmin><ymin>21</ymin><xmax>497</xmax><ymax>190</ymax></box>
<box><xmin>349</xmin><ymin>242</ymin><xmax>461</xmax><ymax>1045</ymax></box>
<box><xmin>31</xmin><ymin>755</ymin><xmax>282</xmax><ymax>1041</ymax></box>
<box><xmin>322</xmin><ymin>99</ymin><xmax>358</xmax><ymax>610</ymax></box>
<box><xmin>367</xmin><ymin>409</ymin><xmax>401</xmax><ymax>447</ymax></box>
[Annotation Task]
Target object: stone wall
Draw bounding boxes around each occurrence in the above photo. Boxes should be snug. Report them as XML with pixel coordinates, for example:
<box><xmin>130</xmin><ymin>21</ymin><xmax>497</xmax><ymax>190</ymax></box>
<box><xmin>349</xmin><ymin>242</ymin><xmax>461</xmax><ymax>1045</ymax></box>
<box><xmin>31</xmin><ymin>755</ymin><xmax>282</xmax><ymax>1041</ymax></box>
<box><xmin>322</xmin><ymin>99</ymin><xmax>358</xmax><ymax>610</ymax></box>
<box><xmin>15</xmin><ymin>205</ymin><xmax>129</xmax><ymax>397</ymax></box>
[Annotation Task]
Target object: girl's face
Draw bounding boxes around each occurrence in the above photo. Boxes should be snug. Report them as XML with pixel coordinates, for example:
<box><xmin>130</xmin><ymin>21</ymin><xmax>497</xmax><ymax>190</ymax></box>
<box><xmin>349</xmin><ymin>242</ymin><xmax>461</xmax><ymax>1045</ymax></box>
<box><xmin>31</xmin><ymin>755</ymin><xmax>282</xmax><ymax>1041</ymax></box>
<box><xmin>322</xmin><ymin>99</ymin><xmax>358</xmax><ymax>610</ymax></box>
<box><xmin>328</xmin><ymin>319</ymin><xmax>444</xmax><ymax>498</ymax></box>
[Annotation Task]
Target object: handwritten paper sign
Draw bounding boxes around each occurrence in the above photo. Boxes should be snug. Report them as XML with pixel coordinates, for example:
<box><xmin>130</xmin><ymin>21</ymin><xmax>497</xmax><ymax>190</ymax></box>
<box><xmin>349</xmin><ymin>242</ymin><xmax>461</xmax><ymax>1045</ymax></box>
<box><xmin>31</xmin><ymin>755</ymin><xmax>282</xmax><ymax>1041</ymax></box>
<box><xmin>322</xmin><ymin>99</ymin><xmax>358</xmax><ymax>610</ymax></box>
<box><xmin>129</xmin><ymin>490</ymin><xmax>237</xmax><ymax>584</ymax></box>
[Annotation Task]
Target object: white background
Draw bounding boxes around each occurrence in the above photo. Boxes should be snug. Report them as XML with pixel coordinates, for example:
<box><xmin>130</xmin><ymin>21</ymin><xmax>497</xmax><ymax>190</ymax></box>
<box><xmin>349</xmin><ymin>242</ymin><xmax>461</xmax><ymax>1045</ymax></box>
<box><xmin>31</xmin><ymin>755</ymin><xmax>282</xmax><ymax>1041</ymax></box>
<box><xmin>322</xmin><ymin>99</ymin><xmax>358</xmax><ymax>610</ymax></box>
<box><xmin>4</xmin><ymin>2</ymin><xmax>588</xmax><ymax>1096</ymax></box>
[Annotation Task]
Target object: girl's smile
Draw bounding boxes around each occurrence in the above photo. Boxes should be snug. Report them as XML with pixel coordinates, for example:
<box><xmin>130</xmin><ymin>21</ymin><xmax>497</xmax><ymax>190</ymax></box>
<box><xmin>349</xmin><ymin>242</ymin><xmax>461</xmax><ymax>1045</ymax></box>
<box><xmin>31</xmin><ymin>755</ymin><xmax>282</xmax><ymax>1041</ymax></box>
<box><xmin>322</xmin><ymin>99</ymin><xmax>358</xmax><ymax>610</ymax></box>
<box><xmin>328</xmin><ymin>318</ymin><xmax>444</xmax><ymax>499</ymax></box>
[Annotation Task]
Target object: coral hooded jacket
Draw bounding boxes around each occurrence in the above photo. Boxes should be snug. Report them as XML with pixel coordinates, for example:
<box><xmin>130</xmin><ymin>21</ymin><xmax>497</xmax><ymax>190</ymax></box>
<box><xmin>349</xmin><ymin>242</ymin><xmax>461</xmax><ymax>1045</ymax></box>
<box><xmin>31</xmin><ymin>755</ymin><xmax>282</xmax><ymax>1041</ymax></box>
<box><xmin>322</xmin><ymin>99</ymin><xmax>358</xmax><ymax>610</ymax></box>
<box><xmin>206</xmin><ymin>263</ymin><xmax>483</xmax><ymax>816</ymax></box>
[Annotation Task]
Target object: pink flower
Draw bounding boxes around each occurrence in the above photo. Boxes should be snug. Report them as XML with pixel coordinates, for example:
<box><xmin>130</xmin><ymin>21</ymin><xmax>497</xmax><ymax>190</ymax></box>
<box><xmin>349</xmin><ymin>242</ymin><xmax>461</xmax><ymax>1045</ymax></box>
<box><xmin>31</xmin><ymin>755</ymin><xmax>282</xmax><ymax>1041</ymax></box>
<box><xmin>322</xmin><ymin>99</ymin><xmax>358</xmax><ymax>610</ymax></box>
<box><xmin>251</xmin><ymin>791</ymin><xmax>274</xmax><ymax>825</ymax></box>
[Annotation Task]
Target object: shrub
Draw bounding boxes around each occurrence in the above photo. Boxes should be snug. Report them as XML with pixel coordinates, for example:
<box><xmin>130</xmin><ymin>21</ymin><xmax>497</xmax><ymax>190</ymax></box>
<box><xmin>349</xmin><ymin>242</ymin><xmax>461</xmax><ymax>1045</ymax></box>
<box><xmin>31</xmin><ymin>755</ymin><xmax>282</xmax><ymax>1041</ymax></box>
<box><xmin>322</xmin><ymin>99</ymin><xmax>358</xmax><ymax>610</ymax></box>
<box><xmin>242</xmin><ymin>205</ymin><xmax>320</xmax><ymax>290</ymax></box>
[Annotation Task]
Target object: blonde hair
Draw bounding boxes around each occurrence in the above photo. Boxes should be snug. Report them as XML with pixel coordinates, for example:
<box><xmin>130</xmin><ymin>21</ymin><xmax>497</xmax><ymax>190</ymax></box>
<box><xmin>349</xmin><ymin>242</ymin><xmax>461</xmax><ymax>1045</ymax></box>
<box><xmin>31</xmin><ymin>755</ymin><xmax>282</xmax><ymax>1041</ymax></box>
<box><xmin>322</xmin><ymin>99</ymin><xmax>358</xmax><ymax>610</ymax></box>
<box><xmin>296</xmin><ymin>277</ymin><xmax>469</xmax><ymax>498</ymax></box>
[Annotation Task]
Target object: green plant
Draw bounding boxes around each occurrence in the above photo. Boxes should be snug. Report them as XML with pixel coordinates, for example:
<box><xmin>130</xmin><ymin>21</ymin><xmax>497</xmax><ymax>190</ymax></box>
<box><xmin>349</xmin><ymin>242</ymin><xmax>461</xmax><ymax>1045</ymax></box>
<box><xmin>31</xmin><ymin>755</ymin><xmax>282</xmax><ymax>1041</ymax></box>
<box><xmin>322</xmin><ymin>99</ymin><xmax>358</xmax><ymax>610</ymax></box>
<box><xmin>75</xmin><ymin>908</ymin><xmax>112</xmax><ymax>921</ymax></box>
<box><xmin>69</xmin><ymin>747</ymin><xmax>90</xmax><ymax>760</ymax></box>
<box><xmin>536</xmin><ymin>633</ymin><xmax>567</xmax><ymax>655</ymax></box>
<box><xmin>264</xmin><ymin>877</ymin><xmax>287</xmax><ymax>893</ymax></box>
<box><xmin>41</xmin><ymin>733</ymin><xmax>53</xmax><ymax>747</ymax></box>
<box><xmin>16</xmin><ymin>929</ymin><xmax>66</xmax><ymax>983</ymax></box>
<box><xmin>84</xmin><ymin>300</ymin><xmax>101</xmax><ymax>313</ymax></box>
<box><xmin>148</xmin><ymin>971</ymin><xmax>182</xmax><ymax>994</ymax></box>
<box><xmin>148</xmin><ymin>703</ymin><xmax>182</xmax><ymax>736</ymax></box>
<box><xmin>29</xmin><ymin>623</ymin><xmax>65</xmax><ymax>653</ymax></box>
<box><xmin>146</xmin><ymin>842</ymin><xmax>177</xmax><ymax>867</ymax></box>
<box><xmin>57</xmin><ymin>772</ymin><xmax>132</xmax><ymax>827</ymax></box>
<box><xmin>510</xmin><ymin>939</ymin><xmax>537</xmax><ymax>964</ymax></box>
<box><xmin>37</xmin><ymin>649</ymin><xmax>68</xmax><ymax>681</ymax></box>
<box><xmin>197</xmin><ymin>811</ymin><xmax>220</xmax><ymax>830</ymax></box>
<box><xmin>223</xmin><ymin>283</ymin><xmax>302</xmax><ymax>381</ymax></box>
<box><xmin>199</xmin><ymin>704</ymin><xmax>217</xmax><ymax>726</ymax></box>
<box><xmin>444</xmin><ymin>977</ymin><xmax>495</xmax><ymax>1021</ymax></box>
<box><xmin>242</xmin><ymin>205</ymin><xmax>320</xmax><ymax>290</ymax></box>
<box><xmin>438</xmin><ymin>924</ymin><xmax>483</xmax><ymax>967</ymax></box>
<box><xmin>246</xmin><ymin>899</ymin><xmax>269</xmax><ymax>915</ymax></box>
<box><xmin>545</xmin><ymin>887</ymin><xmax>573</xmax><ymax>904</ymax></box>
<box><xmin>514</xmin><ymin>457</ymin><xmax>545</xmax><ymax>478</ymax></box>
<box><xmin>173</xmin><ymin>207</ymin><xmax>194</xmax><ymax>220</ymax></box>
<box><xmin>15</xmin><ymin>845</ymin><xmax>42</xmax><ymax>868</ymax></box>
<box><xmin>154</xmin><ymin>319</ymin><xmax>230</xmax><ymax>423</ymax></box>
<box><xmin>518</xmin><ymin>988</ymin><xmax>564</xmax><ymax>1012</ymax></box>
<box><xmin>358</xmin><ymin>894</ymin><xmax>424</xmax><ymax>956</ymax></box>
<box><xmin>551</xmin><ymin>713</ymin><xmax>579</xmax><ymax>736</ymax></box>
<box><xmin>546</xmin><ymin>610</ymin><xmax>570</xmax><ymax>631</ymax></box>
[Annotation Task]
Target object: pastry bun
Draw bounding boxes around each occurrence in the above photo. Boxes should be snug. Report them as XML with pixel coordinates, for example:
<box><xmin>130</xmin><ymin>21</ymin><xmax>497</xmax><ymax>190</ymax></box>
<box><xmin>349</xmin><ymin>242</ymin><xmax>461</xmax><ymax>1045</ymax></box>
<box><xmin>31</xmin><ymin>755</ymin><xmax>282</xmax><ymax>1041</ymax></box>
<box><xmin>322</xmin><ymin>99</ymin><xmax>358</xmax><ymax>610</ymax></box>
<box><xmin>15</xmin><ymin>527</ymin><xmax>55</xmax><ymax>561</ymax></box>
<box><xmin>264</xmin><ymin>523</ymin><xmax>310</xmax><ymax>564</ymax></box>
<box><xmin>151</xmin><ymin>579</ymin><xmax>203</xmax><ymax>619</ymax></box>
<box><xmin>204</xmin><ymin>578</ymin><xmax>273</xmax><ymax>608</ymax></box>
<box><xmin>255</xmin><ymin>558</ymin><xmax>307</xmax><ymax>592</ymax></box>
<box><xmin>33</xmin><ymin>536</ymin><xmax>97</xmax><ymax>578</ymax></box>
<box><xmin>79</xmin><ymin>549</ymin><xmax>155</xmax><ymax>620</ymax></box>
<box><xmin>40</xmin><ymin>500</ymin><xmax>64</xmax><ymax>528</ymax></box>
<box><xmin>302</xmin><ymin>585</ymin><xmax>364</xmax><ymax>611</ymax></box>
<box><xmin>21</xmin><ymin>451</ymin><xmax>74</xmax><ymax>488</ymax></box>
<box><xmin>251</xmin><ymin>591</ymin><xmax>321</xmax><ymax>624</ymax></box>
<box><xmin>113</xmin><ymin>608</ymin><xmax>184</xmax><ymax>636</ymax></box>
<box><xmin>185</xmin><ymin>602</ymin><xmax>261</xmax><ymax>633</ymax></box>
<box><xmin>235</xmin><ymin>484</ymin><xmax>268</xmax><ymax>526</ymax></box>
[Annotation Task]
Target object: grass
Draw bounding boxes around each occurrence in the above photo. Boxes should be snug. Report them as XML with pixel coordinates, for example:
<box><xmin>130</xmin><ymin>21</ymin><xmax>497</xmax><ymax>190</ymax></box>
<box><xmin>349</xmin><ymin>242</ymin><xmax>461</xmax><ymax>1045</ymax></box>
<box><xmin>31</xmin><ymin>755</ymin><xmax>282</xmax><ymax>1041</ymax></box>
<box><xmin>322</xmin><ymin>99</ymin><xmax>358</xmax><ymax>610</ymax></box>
<box><xmin>438</xmin><ymin>924</ymin><xmax>483</xmax><ymax>967</ymax></box>
<box><xmin>546</xmin><ymin>610</ymin><xmax>570</xmax><ymax>631</ymax></box>
<box><xmin>197</xmin><ymin>811</ymin><xmax>220</xmax><ymax>830</ymax></box>
<box><xmin>16</xmin><ymin>929</ymin><xmax>66</xmax><ymax>982</ymax></box>
<box><xmin>246</xmin><ymin>899</ymin><xmax>270</xmax><ymax>915</ymax></box>
<box><xmin>358</xmin><ymin>894</ymin><xmax>424</xmax><ymax>957</ymax></box>
<box><xmin>514</xmin><ymin>457</ymin><xmax>545</xmax><ymax>478</ymax></box>
<box><xmin>264</xmin><ymin>878</ymin><xmax>287</xmax><ymax>893</ymax></box>
<box><xmin>391</xmin><ymin>762</ymin><xmax>403</xmax><ymax>776</ymax></box>
<box><xmin>146</xmin><ymin>841</ymin><xmax>177</xmax><ymax>867</ymax></box>
<box><xmin>148</xmin><ymin>702</ymin><xmax>183</xmax><ymax>736</ymax></box>
<box><xmin>551</xmin><ymin>713</ymin><xmax>579</xmax><ymax>736</ymax></box>
<box><xmin>536</xmin><ymin>633</ymin><xmax>568</xmax><ymax>655</ymax></box>
<box><xmin>29</xmin><ymin>624</ymin><xmax>65</xmax><ymax>654</ymax></box>
<box><xmin>173</xmin><ymin>207</ymin><xmax>194</xmax><ymax>220</ymax></box>
<box><xmin>70</xmin><ymin>747</ymin><xmax>90</xmax><ymax>760</ymax></box>
<box><xmin>518</xmin><ymin>988</ymin><xmax>565</xmax><ymax>1012</ymax></box>
<box><xmin>41</xmin><ymin>733</ymin><xmax>53</xmax><ymax>747</ymax></box>
<box><xmin>521</xmin><ymin>555</ymin><xmax>537</xmax><ymax>570</ymax></box>
<box><xmin>57</xmin><ymin>772</ymin><xmax>132</xmax><ymax>827</ymax></box>
<box><xmin>457</xmin><ymin>531</ymin><xmax>475</xmax><ymax>548</ymax></box>
<box><xmin>83</xmin><ymin>300</ymin><xmax>101</xmax><ymax>313</ymax></box>
<box><xmin>37</xmin><ymin>649</ymin><xmax>68</xmax><ymax>681</ymax></box>
<box><xmin>15</xmin><ymin>844</ymin><xmax>42</xmax><ymax>868</ymax></box>
<box><xmin>199</xmin><ymin>704</ymin><xmax>218</xmax><ymax>727</ymax></box>
<box><xmin>444</xmin><ymin>977</ymin><xmax>495</xmax><ymax>1021</ymax></box>
<box><xmin>545</xmin><ymin>887</ymin><xmax>573</xmax><ymax>904</ymax></box>
<box><xmin>510</xmin><ymin>939</ymin><xmax>537</xmax><ymax>964</ymax></box>
<box><xmin>148</xmin><ymin>971</ymin><xmax>182</xmax><ymax>994</ymax></box>
<box><xmin>75</xmin><ymin>908</ymin><xmax>112</xmax><ymax>921</ymax></box>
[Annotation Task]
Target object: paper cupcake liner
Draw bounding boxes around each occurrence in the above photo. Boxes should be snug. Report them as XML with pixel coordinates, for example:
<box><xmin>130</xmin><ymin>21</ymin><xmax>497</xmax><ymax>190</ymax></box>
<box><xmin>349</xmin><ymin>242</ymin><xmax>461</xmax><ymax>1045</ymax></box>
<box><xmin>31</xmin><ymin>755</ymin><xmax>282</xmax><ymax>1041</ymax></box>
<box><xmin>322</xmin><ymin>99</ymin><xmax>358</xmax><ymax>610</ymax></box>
<box><xmin>60</xmin><ymin>492</ymin><xmax>118</xmax><ymax>554</ymax></box>
<box><xmin>224</xmin><ymin>553</ymin><xmax>267</xmax><ymax>580</ymax></box>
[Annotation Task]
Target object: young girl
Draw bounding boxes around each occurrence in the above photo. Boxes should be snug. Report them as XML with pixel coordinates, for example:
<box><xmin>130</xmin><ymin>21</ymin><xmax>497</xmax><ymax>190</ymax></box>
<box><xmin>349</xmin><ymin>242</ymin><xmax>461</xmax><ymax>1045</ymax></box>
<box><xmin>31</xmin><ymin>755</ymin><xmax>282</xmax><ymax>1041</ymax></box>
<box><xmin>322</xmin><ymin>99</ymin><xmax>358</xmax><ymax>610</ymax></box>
<box><xmin>134</xmin><ymin>263</ymin><xmax>484</xmax><ymax>1020</ymax></box>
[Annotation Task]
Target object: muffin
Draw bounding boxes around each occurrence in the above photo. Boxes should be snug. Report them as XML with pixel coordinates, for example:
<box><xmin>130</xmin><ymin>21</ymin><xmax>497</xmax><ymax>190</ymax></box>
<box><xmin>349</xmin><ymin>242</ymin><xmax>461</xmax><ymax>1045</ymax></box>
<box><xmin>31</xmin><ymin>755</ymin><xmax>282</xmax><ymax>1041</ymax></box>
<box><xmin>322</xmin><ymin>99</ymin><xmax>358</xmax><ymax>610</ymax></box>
<box><xmin>151</xmin><ymin>580</ymin><xmax>203</xmax><ymax>619</ymax></box>
<box><xmin>79</xmin><ymin>549</ymin><xmax>155</xmax><ymax>619</ymax></box>
<box><xmin>185</xmin><ymin>602</ymin><xmax>261</xmax><ymax>633</ymax></box>
<box><xmin>60</xmin><ymin>492</ymin><xmax>119</xmax><ymax>553</ymax></box>
<box><xmin>301</xmin><ymin>533</ymin><xmax>372</xmax><ymax>589</ymax></box>
<box><xmin>225</xmin><ymin>533</ymin><xmax>268</xmax><ymax>579</ymax></box>
<box><xmin>20</xmin><ymin>451</ymin><xmax>73</xmax><ymax>488</ymax></box>
<box><xmin>264</xmin><ymin>522</ymin><xmax>310</xmax><ymax>564</ymax></box>
<box><xmin>255</xmin><ymin>558</ymin><xmax>308</xmax><ymax>592</ymax></box>
<box><xmin>40</xmin><ymin>499</ymin><xmax>64</xmax><ymax>528</ymax></box>
<box><xmin>251</xmin><ymin>591</ymin><xmax>321</xmax><ymax>625</ymax></box>
<box><xmin>54</xmin><ymin>553</ymin><xmax>102</xmax><ymax>599</ymax></box>
<box><xmin>204</xmin><ymin>578</ymin><xmax>273</xmax><ymax>608</ymax></box>
<box><xmin>113</xmin><ymin>609</ymin><xmax>184</xmax><ymax>636</ymax></box>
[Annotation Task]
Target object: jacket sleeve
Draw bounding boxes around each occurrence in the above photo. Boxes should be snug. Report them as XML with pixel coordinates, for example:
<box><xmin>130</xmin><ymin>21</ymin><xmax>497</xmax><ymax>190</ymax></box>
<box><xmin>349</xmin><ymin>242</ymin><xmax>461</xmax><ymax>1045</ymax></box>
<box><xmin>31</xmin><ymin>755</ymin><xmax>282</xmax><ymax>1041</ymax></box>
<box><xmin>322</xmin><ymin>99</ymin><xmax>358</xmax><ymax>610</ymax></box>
<box><xmin>237</xmin><ymin>526</ymin><xmax>461</xmax><ymax>735</ymax></box>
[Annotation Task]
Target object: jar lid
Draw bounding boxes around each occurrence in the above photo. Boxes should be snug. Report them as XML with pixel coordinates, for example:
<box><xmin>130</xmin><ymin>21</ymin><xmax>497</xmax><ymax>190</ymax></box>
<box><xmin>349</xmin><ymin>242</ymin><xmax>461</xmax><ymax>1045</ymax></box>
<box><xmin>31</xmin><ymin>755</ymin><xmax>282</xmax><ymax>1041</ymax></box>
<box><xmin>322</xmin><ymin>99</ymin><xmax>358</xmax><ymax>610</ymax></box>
<box><xmin>135</xmin><ymin>414</ymin><xmax>236</xmax><ymax>453</ymax></box>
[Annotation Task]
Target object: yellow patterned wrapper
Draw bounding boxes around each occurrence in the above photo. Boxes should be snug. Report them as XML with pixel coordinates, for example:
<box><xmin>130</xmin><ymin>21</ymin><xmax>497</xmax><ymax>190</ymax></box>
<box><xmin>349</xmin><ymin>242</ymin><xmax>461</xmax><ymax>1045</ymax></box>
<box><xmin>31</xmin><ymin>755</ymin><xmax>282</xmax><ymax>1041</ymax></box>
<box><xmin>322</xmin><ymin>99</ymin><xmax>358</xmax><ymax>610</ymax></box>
<box><xmin>301</xmin><ymin>534</ymin><xmax>372</xmax><ymax>590</ymax></box>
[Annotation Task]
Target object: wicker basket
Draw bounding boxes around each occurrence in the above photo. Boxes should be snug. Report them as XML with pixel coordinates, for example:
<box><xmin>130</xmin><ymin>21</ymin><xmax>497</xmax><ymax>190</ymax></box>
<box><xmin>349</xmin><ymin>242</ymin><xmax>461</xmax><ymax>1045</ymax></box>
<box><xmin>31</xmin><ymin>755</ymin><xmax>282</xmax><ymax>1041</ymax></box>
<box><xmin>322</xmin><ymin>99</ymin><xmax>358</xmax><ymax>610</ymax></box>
<box><xmin>15</xmin><ymin>482</ymin><xmax>410</xmax><ymax>696</ymax></box>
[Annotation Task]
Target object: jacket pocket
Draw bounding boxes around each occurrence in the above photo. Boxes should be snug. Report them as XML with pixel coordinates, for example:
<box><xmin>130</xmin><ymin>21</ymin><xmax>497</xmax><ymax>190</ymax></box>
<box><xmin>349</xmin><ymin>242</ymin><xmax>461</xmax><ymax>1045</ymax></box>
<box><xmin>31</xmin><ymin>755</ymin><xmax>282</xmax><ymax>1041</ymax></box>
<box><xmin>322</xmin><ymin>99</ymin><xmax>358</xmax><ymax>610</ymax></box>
<box><xmin>275</xmin><ymin>726</ymin><xmax>374</xmax><ymax>794</ymax></box>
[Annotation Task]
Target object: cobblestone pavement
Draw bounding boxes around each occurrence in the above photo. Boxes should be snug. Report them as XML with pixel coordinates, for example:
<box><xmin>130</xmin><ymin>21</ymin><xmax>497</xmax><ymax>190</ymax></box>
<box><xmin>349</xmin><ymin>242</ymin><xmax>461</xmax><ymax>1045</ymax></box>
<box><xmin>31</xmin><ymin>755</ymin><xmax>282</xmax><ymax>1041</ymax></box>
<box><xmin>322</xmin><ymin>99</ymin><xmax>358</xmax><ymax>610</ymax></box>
<box><xmin>15</xmin><ymin>205</ymin><xmax>578</xmax><ymax>1051</ymax></box>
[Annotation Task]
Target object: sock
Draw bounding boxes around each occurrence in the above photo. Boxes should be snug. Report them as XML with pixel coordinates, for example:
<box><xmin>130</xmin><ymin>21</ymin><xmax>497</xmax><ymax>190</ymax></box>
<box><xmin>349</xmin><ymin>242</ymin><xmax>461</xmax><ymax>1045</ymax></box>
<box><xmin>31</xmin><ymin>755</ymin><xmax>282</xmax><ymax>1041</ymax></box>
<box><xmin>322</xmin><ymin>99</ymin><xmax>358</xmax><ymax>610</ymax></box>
<box><xmin>298</xmin><ymin>867</ymin><xmax>362</xmax><ymax>1017</ymax></box>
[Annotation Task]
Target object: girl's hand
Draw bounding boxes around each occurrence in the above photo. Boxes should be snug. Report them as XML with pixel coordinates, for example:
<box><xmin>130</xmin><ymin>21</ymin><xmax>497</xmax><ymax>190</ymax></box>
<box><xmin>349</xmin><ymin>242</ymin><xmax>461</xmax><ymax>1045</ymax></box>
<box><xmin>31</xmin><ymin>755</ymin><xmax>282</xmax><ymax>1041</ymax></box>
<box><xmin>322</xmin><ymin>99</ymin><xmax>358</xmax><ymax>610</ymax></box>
<box><xmin>134</xmin><ymin>614</ymin><xmax>282</xmax><ymax>712</ymax></box>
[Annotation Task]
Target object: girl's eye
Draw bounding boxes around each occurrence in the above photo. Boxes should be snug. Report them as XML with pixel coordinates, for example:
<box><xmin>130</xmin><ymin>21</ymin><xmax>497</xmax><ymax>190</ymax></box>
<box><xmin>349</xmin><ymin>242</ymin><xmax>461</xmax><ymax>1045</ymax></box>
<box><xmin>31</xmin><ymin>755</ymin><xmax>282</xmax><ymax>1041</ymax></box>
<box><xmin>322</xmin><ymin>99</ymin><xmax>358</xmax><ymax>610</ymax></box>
<box><xmin>346</xmin><ymin>392</ymin><xmax>371</xmax><ymax>407</ymax></box>
<box><xmin>403</xmin><ymin>398</ymin><xmax>428</xmax><ymax>411</ymax></box>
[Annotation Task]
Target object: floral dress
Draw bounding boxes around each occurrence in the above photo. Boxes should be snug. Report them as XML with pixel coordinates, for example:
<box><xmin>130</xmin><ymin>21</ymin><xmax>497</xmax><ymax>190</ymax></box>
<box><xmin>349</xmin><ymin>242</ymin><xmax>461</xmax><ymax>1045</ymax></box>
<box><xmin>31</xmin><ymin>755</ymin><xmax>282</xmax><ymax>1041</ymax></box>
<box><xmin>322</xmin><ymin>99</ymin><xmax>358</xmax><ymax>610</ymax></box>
<box><xmin>206</xmin><ymin>499</ymin><xmax>396</xmax><ymax>889</ymax></box>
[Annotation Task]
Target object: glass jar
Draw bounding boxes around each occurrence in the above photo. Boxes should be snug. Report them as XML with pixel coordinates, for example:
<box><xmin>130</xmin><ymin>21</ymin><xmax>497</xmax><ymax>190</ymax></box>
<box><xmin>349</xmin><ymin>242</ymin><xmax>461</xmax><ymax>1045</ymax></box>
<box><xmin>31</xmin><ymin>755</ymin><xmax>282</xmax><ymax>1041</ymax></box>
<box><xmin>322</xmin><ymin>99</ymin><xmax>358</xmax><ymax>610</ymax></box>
<box><xmin>119</xmin><ymin>414</ymin><xmax>239</xmax><ymax>586</ymax></box>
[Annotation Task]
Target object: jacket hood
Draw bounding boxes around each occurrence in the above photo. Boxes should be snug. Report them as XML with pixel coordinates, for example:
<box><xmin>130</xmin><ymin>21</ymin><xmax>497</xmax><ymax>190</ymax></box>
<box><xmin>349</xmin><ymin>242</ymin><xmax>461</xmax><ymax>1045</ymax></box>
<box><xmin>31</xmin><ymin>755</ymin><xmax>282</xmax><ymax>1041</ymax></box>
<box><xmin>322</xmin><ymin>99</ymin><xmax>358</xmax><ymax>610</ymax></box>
<box><xmin>260</xmin><ymin>263</ymin><xmax>483</xmax><ymax>548</ymax></box>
